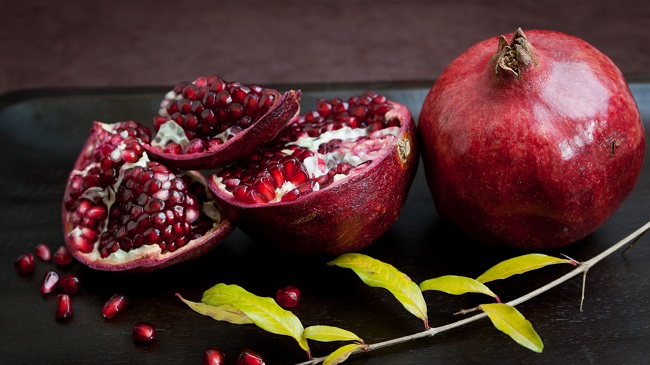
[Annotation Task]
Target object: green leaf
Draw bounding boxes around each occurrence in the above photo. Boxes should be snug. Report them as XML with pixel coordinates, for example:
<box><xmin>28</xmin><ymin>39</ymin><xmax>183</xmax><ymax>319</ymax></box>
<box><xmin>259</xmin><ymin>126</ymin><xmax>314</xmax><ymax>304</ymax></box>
<box><xmin>202</xmin><ymin>283</ymin><xmax>309</xmax><ymax>352</ymax></box>
<box><xmin>328</xmin><ymin>253</ymin><xmax>428</xmax><ymax>324</ymax></box>
<box><xmin>419</xmin><ymin>275</ymin><xmax>500</xmax><ymax>301</ymax></box>
<box><xmin>476</xmin><ymin>254</ymin><xmax>574</xmax><ymax>283</ymax></box>
<box><xmin>323</xmin><ymin>343</ymin><xmax>365</xmax><ymax>365</ymax></box>
<box><xmin>303</xmin><ymin>325</ymin><xmax>363</xmax><ymax>343</ymax></box>
<box><xmin>176</xmin><ymin>293</ymin><xmax>253</xmax><ymax>324</ymax></box>
<box><xmin>481</xmin><ymin>303</ymin><xmax>543</xmax><ymax>353</ymax></box>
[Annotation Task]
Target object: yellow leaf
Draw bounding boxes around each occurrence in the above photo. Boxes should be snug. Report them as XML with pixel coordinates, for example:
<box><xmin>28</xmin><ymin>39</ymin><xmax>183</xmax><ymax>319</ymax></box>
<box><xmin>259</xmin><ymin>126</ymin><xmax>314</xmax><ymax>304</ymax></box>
<box><xmin>303</xmin><ymin>325</ymin><xmax>363</xmax><ymax>343</ymax></box>
<box><xmin>476</xmin><ymin>254</ymin><xmax>574</xmax><ymax>283</ymax></box>
<box><xmin>419</xmin><ymin>275</ymin><xmax>499</xmax><ymax>301</ymax></box>
<box><xmin>176</xmin><ymin>293</ymin><xmax>253</xmax><ymax>324</ymax></box>
<box><xmin>481</xmin><ymin>303</ymin><xmax>543</xmax><ymax>353</ymax></box>
<box><xmin>328</xmin><ymin>253</ymin><xmax>428</xmax><ymax>324</ymax></box>
<box><xmin>323</xmin><ymin>343</ymin><xmax>365</xmax><ymax>365</ymax></box>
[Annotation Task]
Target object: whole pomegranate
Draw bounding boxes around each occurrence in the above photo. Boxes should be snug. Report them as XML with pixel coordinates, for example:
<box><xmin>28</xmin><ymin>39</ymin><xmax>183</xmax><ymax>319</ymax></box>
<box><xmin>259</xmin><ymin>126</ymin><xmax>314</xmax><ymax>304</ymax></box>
<box><xmin>62</xmin><ymin>121</ymin><xmax>234</xmax><ymax>272</ymax></box>
<box><xmin>419</xmin><ymin>28</ymin><xmax>645</xmax><ymax>249</ymax></box>
<box><xmin>209</xmin><ymin>91</ymin><xmax>419</xmax><ymax>254</ymax></box>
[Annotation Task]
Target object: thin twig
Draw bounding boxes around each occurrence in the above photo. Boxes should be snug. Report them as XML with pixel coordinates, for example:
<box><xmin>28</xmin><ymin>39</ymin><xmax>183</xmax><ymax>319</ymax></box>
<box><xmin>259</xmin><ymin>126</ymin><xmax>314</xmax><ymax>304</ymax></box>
<box><xmin>295</xmin><ymin>219</ymin><xmax>650</xmax><ymax>365</ymax></box>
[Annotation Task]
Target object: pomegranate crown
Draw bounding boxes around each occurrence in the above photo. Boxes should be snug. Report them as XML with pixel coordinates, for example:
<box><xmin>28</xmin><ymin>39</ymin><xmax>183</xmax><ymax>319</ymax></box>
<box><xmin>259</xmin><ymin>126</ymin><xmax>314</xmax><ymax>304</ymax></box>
<box><xmin>490</xmin><ymin>27</ymin><xmax>538</xmax><ymax>78</ymax></box>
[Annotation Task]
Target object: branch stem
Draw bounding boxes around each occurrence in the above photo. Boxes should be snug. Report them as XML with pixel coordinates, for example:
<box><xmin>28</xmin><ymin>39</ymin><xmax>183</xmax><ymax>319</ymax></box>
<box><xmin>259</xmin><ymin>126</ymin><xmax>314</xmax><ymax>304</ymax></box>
<box><xmin>295</xmin><ymin>219</ymin><xmax>650</xmax><ymax>365</ymax></box>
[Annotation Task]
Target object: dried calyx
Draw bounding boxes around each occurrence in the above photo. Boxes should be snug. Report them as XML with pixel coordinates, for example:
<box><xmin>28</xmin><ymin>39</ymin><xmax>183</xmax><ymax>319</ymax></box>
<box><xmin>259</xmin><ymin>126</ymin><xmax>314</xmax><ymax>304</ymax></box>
<box><xmin>490</xmin><ymin>27</ymin><xmax>538</xmax><ymax>78</ymax></box>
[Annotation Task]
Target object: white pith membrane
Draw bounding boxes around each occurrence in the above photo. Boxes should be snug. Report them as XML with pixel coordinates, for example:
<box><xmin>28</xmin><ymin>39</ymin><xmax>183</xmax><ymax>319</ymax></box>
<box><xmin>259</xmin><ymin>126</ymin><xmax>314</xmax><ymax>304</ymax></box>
<box><xmin>150</xmin><ymin>120</ymin><xmax>241</xmax><ymax>153</ymax></box>
<box><xmin>214</xmin><ymin>122</ymin><xmax>401</xmax><ymax>203</ymax></box>
<box><xmin>65</xmin><ymin>123</ymin><xmax>222</xmax><ymax>265</ymax></box>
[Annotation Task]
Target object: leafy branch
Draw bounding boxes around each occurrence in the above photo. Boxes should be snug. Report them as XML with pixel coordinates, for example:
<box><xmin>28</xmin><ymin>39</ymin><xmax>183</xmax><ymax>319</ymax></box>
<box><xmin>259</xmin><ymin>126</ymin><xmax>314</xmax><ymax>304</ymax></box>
<box><xmin>176</xmin><ymin>219</ymin><xmax>650</xmax><ymax>365</ymax></box>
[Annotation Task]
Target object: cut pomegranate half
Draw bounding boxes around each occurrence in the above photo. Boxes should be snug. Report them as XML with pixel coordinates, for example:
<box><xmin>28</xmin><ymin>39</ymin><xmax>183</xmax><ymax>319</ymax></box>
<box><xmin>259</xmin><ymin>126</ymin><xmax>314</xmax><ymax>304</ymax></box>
<box><xmin>144</xmin><ymin>75</ymin><xmax>302</xmax><ymax>170</ymax></box>
<box><xmin>62</xmin><ymin>121</ymin><xmax>234</xmax><ymax>272</ymax></box>
<box><xmin>208</xmin><ymin>92</ymin><xmax>419</xmax><ymax>255</ymax></box>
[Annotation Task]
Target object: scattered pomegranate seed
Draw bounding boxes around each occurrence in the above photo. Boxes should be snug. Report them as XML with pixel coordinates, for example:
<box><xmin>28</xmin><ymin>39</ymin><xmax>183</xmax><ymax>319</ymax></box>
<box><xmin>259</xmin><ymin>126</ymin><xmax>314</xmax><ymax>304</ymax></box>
<box><xmin>35</xmin><ymin>243</ymin><xmax>52</xmax><ymax>261</ymax></box>
<box><xmin>41</xmin><ymin>270</ymin><xmax>61</xmax><ymax>294</ymax></box>
<box><xmin>276</xmin><ymin>286</ymin><xmax>301</xmax><ymax>308</ymax></box>
<box><xmin>237</xmin><ymin>349</ymin><xmax>266</xmax><ymax>365</ymax></box>
<box><xmin>55</xmin><ymin>294</ymin><xmax>73</xmax><ymax>320</ymax></box>
<box><xmin>60</xmin><ymin>274</ymin><xmax>80</xmax><ymax>294</ymax></box>
<box><xmin>102</xmin><ymin>294</ymin><xmax>129</xmax><ymax>319</ymax></box>
<box><xmin>53</xmin><ymin>245</ymin><xmax>73</xmax><ymax>266</ymax></box>
<box><xmin>132</xmin><ymin>322</ymin><xmax>156</xmax><ymax>343</ymax></box>
<box><xmin>14</xmin><ymin>253</ymin><xmax>35</xmax><ymax>275</ymax></box>
<box><xmin>204</xmin><ymin>348</ymin><xmax>225</xmax><ymax>365</ymax></box>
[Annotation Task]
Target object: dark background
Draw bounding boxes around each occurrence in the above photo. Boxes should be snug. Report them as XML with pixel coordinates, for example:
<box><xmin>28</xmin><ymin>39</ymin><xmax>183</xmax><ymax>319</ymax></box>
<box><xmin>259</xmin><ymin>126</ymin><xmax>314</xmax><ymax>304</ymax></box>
<box><xmin>1</xmin><ymin>0</ymin><xmax>648</xmax><ymax>95</ymax></box>
<box><xmin>1</xmin><ymin>1</ymin><xmax>650</xmax><ymax>365</ymax></box>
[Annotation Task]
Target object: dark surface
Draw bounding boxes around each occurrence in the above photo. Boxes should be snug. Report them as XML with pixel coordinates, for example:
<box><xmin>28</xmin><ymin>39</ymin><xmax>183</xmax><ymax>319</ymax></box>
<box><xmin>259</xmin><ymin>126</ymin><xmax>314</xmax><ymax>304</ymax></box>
<box><xmin>0</xmin><ymin>81</ymin><xmax>649</xmax><ymax>364</ymax></box>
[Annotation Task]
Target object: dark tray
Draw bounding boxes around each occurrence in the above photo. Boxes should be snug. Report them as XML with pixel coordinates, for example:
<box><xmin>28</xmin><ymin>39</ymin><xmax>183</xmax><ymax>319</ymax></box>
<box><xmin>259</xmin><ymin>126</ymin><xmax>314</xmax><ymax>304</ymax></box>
<box><xmin>1</xmin><ymin>80</ymin><xmax>649</xmax><ymax>365</ymax></box>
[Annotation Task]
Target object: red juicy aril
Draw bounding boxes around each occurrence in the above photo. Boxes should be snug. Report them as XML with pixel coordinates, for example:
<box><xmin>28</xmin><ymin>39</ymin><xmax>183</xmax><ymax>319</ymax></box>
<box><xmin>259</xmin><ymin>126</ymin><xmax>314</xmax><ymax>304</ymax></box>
<box><xmin>209</xmin><ymin>92</ymin><xmax>418</xmax><ymax>254</ymax></box>
<box><xmin>144</xmin><ymin>75</ymin><xmax>301</xmax><ymax>170</ymax></box>
<box><xmin>62</xmin><ymin>121</ymin><xmax>234</xmax><ymax>272</ymax></box>
<box><xmin>419</xmin><ymin>28</ymin><xmax>645</xmax><ymax>249</ymax></box>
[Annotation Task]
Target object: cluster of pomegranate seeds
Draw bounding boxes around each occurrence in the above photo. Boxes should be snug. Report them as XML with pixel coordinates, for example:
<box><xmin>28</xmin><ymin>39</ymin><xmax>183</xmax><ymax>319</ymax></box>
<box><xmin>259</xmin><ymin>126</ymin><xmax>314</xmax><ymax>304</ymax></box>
<box><xmin>96</xmin><ymin>161</ymin><xmax>214</xmax><ymax>257</ymax></box>
<box><xmin>276</xmin><ymin>285</ymin><xmax>301</xmax><ymax>308</ymax></box>
<box><xmin>153</xmin><ymin>75</ymin><xmax>279</xmax><ymax>155</ymax></box>
<box><xmin>56</xmin><ymin>294</ymin><xmax>73</xmax><ymax>320</ymax></box>
<box><xmin>132</xmin><ymin>322</ymin><xmax>157</xmax><ymax>342</ymax></box>
<box><xmin>14</xmin><ymin>253</ymin><xmax>35</xmax><ymax>275</ymax></box>
<box><xmin>237</xmin><ymin>349</ymin><xmax>266</xmax><ymax>365</ymax></box>
<box><xmin>204</xmin><ymin>348</ymin><xmax>226</xmax><ymax>365</ymax></box>
<box><xmin>102</xmin><ymin>294</ymin><xmax>129</xmax><ymax>319</ymax></box>
<box><xmin>215</xmin><ymin>91</ymin><xmax>401</xmax><ymax>204</ymax></box>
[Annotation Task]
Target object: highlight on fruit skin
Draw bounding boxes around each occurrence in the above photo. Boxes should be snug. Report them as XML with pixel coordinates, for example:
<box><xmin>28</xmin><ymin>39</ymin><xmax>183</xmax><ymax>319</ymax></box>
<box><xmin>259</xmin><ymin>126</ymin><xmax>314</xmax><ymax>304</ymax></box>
<box><xmin>418</xmin><ymin>28</ymin><xmax>645</xmax><ymax>249</ymax></box>
<box><xmin>144</xmin><ymin>75</ymin><xmax>302</xmax><ymax>170</ymax></box>
<box><xmin>208</xmin><ymin>91</ymin><xmax>419</xmax><ymax>255</ymax></box>
<box><xmin>62</xmin><ymin>121</ymin><xmax>234</xmax><ymax>272</ymax></box>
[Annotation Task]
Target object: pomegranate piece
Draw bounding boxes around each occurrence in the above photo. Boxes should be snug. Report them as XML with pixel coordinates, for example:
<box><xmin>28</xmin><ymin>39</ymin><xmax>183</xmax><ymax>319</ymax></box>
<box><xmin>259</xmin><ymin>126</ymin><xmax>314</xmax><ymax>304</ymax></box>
<box><xmin>102</xmin><ymin>294</ymin><xmax>129</xmax><ymax>319</ymax></box>
<box><xmin>62</xmin><ymin>121</ymin><xmax>234</xmax><ymax>272</ymax></box>
<box><xmin>35</xmin><ymin>244</ymin><xmax>52</xmax><ymax>261</ymax></box>
<box><xmin>41</xmin><ymin>270</ymin><xmax>60</xmax><ymax>294</ymax></box>
<box><xmin>60</xmin><ymin>274</ymin><xmax>80</xmax><ymax>294</ymax></box>
<box><xmin>276</xmin><ymin>286</ymin><xmax>301</xmax><ymax>308</ymax></box>
<box><xmin>237</xmin><ymin>349</ymin><xmax>266</xmax><ymax>365</ymax></box>
<box><xmin>209</xmin><ymin>92</ymin><xmax>419</xmax><ymax>254</ymax></box>
<box><xmin>132</xmin><ymin>322</ymin><xmax>156</xmax><ymax>343</ymax></box>
<box><xmin>144</xmin><ymin>75</ymin><xmax>302</xmax><ymax>170</ymax></box>
<box><xmin>53</xmin><ymin>245</ymin><xmax>72</xmax><ymax>266</ymax></box>
<box><xmin>204</xmin><ymin>348</ymin><xmax>225</xmax><ymax>365</ymax></box>
<box><xmin>418</xmin><ymin>28</ymin><xmax>646</xmax><ymax>249</ymax></box>
<box><xmin>14</xmin><ymin>253</ymin><xmax>35</xmax><ymax>275</ymax></box>
<box><xmin>56</xmin><ymin>294</ymin><xmax>73</xmax><ymax>320</ymax></box>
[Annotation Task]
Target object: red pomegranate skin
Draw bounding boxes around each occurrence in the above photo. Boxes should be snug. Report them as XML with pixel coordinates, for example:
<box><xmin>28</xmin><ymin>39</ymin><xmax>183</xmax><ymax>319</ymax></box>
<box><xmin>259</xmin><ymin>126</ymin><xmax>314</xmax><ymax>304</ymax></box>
<box><xmin>209</xmin><ymin>102</ymin><xmax>418</xmax><ymax>255</ymax></box>
<box><xmin>418</xmin><ymin>29</ymin><xmax>645</xmax><ymax>249</ymax></box>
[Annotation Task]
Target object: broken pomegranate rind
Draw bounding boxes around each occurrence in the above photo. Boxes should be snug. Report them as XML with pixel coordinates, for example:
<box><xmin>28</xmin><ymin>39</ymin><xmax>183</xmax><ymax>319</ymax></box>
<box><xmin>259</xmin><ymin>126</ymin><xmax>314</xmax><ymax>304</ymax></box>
<box><xmin>62</xmin><ymin>121</ymin><xmax>234</xmax><ymax>272</ymax></box>
<box><xmin>208</xmin><ymin>93</ymin><xmax>419</xmax><ymax>255</ymax></box>
<box><xmin>144</xmin><ymin>75</ymin><xmax>302</xmax><ymax>170</ymax></box>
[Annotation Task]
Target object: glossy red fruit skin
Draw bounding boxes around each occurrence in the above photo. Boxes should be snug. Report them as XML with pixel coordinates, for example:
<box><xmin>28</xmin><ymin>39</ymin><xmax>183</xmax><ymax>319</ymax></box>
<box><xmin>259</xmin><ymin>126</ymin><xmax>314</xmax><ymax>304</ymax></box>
<box><xmin>14</xmin><ymin>254</ymin><xmax>35</xmax><ymax>275</ymax></box>
<box><xmin>145</xmin><ymin>90</ymin><xmax>302</xmax><ymax>170</ymax></box>
<box><xmin>276</xmin><ymin>286</ymin><xmax>301</xmax><ymax>308</ymax></box>
<box><xmin>237</xmin><ymin>349</ymin><xmax>265</xmax><ymax>365</ymax></box>
<box><xmin>56</xmin><ymin>294</ymin><xmax>72</xmax><ymax>320</ymax></box>
<box><xmin>132</xmin><ymin>322</ymin><xmax>156</xmax><ymax>342</ymax></box>
<box><xmin>209</xmin><ymin>101</ymin><xmax>419</xmax><ymax>255</ymax></box>
<box><xmin>204</xmin><ymin>348</ymin><xmax>225</xmax><ymax>365</ymax></box>
<box><xmin>418</xmin><ymin>29</ymin><xmax>645</xmax><ymax>249</ymax></box>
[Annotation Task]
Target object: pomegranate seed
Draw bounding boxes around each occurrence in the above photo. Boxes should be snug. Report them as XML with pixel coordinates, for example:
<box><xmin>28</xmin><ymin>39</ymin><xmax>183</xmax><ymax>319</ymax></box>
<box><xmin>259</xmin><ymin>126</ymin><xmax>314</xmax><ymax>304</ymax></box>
<box><xmin>237</xmin><ymin>349</ymin><xmax>266</xmax><ymax>365</ymax></box>
<box><xmin>132</xmin><ymin>322</ymin><xmax>156</xmax><ymax>342</ymax></box>
<box><xmin>276</xmin><ymin>286</ymin><xmax>301</xmax><ymax>308</ymax></box>
<box><xmin>41</xmin><ymin>270</ymin><xmax>61</xmax><ymax>294</ymax></box>
<box><xmin>14</xmin><ymin>253</ymin><xmax>35</xmax><ymax>275</ymax></box>
<box><xmin>53</xmin><ymin>245</ymin><xmax>73</xmax><ymax>266</ymax></box>
<box><xmin>102</xmin><ymin>294</ymin><xmax>129</xmax><ymax>319</ymax></box>
<box><xmin>204</xmin><ymin>348</ymin><xmax>225</xmax><ymax>365</ymax></box>
<box><xmin>35</xmin><ymin>244</ymin><xmax>52</xmax><ymax>261</ymax></box>
<box><xmin>56</xmin><ymin>294</ymin><xmax>73</xmax><ymax>320</ymax></box>
<box><xmin>60</xmin><ymin>274</ymin><xmax>80</xmax><ymax>294</ymax></box>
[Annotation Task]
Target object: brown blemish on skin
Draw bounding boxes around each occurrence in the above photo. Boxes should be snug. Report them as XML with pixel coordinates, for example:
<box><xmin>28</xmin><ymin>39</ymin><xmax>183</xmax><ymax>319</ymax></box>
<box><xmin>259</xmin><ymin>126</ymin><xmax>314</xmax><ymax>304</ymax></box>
<box><xmin>290</xmin><ymin>210</ymin><xmax>318</xmax><ymax>225</ymax></box>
